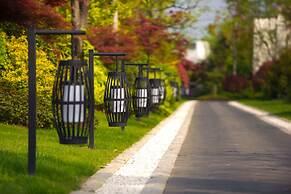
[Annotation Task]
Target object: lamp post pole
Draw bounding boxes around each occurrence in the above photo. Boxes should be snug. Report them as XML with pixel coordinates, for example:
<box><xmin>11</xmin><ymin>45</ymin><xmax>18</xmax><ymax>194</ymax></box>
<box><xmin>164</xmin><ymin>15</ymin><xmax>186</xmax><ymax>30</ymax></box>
<box><xmin>28</xmin><ymin>27</ymin><xmax>36</xmax><ymax>175</ymax></box>
<box><xmin>27</xmin><ymin>26</ymin><xmax>86</xmax><ymax>175</ymax></box>
<box><xmin>88</xmin><ymin>50</ymin><xmax>95</xmax><ymax>149</ymax></box>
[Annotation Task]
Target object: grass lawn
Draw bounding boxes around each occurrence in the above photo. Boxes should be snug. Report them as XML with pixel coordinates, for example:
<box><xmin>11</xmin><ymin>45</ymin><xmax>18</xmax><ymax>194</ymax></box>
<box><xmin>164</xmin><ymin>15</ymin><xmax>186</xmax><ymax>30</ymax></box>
<box><xmin>0</xmin><ymin>102</ymin><xmax>183</xmax><ymax>194</ymax></box>
<box><xmin>239</xmin><ymin>99</ymin><xmax>291</xmax><ymax>121</ymax></box>
<box><xmin>196</xmin><ymin>94</ymin><xmax>230</xmax><ymax>101</ymax></box>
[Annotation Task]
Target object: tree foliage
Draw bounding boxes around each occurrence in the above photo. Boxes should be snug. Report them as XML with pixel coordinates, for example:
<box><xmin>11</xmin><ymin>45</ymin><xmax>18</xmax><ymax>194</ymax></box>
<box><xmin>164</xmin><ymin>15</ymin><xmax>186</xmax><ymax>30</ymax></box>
<box><xmin>0</xmin><ymin>0</ymin><xmax>200</xmax><ymax>126</ymax></box>
<box><xmin>0</xmin><ymin>0</ymin><xmax>67</xmax><ymax>28</ymax></box>
<box><xmin>0</xmin><ymin>32</ymin><xmax>56</xmax><ymax>127</ymax></box>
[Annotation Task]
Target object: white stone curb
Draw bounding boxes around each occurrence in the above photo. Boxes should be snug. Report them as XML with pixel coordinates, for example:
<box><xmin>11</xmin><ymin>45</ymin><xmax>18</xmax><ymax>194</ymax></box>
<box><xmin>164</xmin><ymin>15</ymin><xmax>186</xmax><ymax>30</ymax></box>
<box><xmin>141</xmin><ymin>101</ymin><xmax>196</xmax><ymax>194</ymax></box>
<box><xmin>72</xmin><ymin>101</ymin><xmax>196</xmax><ymax>194</ymax></box>
<box><xmin>228</xmin><ymin>101</ymin><xmax>291</xmax><ymax>135</ymax></box>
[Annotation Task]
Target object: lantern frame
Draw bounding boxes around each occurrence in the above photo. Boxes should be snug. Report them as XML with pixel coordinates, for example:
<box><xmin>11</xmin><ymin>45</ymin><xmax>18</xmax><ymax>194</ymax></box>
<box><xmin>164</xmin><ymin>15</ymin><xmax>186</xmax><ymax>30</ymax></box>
<box><xmin>159</xmin><ymin>79</ymin><xmax>166</xmax><ymax>104</ymax></box>
<box><xmin>170</xmin><ymin>80</ymin><xmax>180</xmax><ymax>101</ymax></box>
<box><xmin>147</xmin><ymin>68</ymin><xmax>161</xmax><ymax>110</ymax></box>
<box><xmin>157</xmin><ymin>70</ymin><xmax>166</xmax><ymax>104</ymax></box>
<box><xmin>123</xmin><ymin>63</ymin><xmax>151</xmax><ymax>118</ymax></box>
<box><xmin>93</xmin><ymin>53</ymin><xmax>131</xmax><ymax>128</ymax></box>
<box><xmin>52</xmin><ymin>60</ymin><xmax>93</xmax><ymax>144</ymax></box>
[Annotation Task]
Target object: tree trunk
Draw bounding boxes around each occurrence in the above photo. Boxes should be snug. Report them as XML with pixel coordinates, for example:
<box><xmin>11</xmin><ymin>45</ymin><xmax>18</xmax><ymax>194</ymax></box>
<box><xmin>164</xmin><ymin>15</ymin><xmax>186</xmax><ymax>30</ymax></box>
<box><xmin>113</xmin><ymin>10</ymin><xmax>119</xmax><ymax>32</ymax></box>
<box><xmin>71</xmin><ymin>0</ymin><xmax>89</xmax><ymax>59</ymax></box>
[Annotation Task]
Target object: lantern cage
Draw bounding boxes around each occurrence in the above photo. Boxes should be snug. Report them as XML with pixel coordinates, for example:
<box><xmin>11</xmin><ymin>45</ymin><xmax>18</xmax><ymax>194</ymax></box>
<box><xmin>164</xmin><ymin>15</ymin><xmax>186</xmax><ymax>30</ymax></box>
<box><xmin>133</xmin><ymin>76</ymin><xmax>151</xmax><ymax>118</ymax></box>
<box><xmin>158</xmin><ymin>79</ymin><xmax>166</xmax><ymax>104</ymax></box>
<box><xmin>104</xmin><ymin>71</ymin><xmax>131</xmax><ymax>127</ymax></box>
<box><xmin>170</xmin><ymin>81</ymin><xmax>179</xmax><ymax>101</ymax></box>
<box><xmin>52</xmin><ymin>60</ymin><xmax>93</xmax><ymax>144</ymax></box>
<box><xmin>149</xmin><ymin>78</ymin><xmax>160</xmax><ymax>110</ymax></box>
<box><xmin>123</xmin><ymin>63</ymin><xmax>151</xmax><ymax>118</ymax></box>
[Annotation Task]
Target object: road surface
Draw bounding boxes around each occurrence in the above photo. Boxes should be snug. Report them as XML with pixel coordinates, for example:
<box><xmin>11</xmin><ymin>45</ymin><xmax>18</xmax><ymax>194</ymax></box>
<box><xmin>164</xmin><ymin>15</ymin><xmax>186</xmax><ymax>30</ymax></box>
<box><xmin>164</xmin><ymin>101</ymin><xmax>291</xmax><ymax>194</ymax></box>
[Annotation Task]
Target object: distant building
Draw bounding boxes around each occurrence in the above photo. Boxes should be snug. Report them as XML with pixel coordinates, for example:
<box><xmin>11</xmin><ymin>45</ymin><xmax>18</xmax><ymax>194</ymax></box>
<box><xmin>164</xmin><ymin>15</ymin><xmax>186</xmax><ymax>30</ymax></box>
<box><xmin>186</xmin><ymin>40</ymin><xmax>210</xmax><ymax>64</ymax></box>
<box><xmin>253</xmin><ymin>15</ymin><xmax>290</xmax><ymax>73</ymax></box>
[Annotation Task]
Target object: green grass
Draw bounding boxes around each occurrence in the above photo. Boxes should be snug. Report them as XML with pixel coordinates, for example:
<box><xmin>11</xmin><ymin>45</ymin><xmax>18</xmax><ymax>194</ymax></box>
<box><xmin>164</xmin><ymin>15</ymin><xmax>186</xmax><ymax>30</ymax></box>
<box><xmin>196</xmin><ymin>94</ymin><xmax>230</xmax><ymax>101</ymax></box>
<box><xmin>239</xmin><ymin>99</ymin><xmax>291</xmax><ymax>120</ymax></box>
<box><xmin>0</xmin><ymin>102</ymin><xmax>182</xmax><ymax>194</ymax></box>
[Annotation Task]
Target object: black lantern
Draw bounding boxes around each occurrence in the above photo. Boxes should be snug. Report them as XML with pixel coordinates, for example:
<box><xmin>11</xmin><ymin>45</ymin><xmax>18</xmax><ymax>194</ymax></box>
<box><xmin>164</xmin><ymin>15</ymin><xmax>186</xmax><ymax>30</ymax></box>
<box><xmin>157</xmin><ymin>70</ymin><xmax>166</xmax><ymax>104</ymax></box>
<box><xmin>52</xmin><ymin>60</ymin><xmax>93</xmax><ymax>144</ymax></box>
<box><xmin>134</xmin><ymin>77</ymin><xmax>151</xmax><ymax>117</ymax></box>
<box><xmin>148</xmin><ymin>68</ymin><xmax>160</xmax><ymax>110</ymax></box>
<box><xmin>124</xmin><ymin>63</ymin><xmax>151</xmax><ymax>118</ymax></box>
<box><xmin>159</xmin><ymin>79</ymin><xmax>166</xmax><ymax>104</ymax></box>
<box><xmin>100</xmin><ymin>53</ymin><xmax>131</xmax><ymax>127</ymax></box>
<box><xmin>170</xmin><ymin>81</ymin><xmax>179</xmax><ymax>101</ymax></box>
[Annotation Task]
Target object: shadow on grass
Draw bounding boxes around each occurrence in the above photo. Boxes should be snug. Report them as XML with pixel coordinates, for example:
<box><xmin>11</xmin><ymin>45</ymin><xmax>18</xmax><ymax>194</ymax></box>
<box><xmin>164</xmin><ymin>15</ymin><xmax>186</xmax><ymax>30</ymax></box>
<box><xmin>0</xmin><ymin>149</ymin><xmax>96</xmax><ymax>194</ymax></box>
<box><xmin>274</xmin><ymin>111</ymin><xmax>291</xmax><ymax>119</ymax></box>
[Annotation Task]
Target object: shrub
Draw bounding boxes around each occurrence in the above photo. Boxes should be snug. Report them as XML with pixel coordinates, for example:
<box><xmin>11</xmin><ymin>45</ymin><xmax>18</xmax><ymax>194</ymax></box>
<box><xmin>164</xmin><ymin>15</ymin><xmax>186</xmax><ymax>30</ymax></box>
<box><xmin>0</xmin><ymin>32</ymin><xmax>56</xmax><ymax>127</ymax></box>
<box><xmin>252</xmin><ymin>61</ymin><xmax>273</xmax><ymax>91</ymax></box>
<box><xmin>262</xmin><ymin>50</ymin><xmax>291</xmax><ymax>100</ymax></box>
<box><xmin>223</xmin><ymin>75</ymin><xmax>248</xmax><ymax>93</ymax></box>
<box><xmin>93</xmin><ymin>61</ymin><xmax>107</xmax><ymax>105</ymax></box>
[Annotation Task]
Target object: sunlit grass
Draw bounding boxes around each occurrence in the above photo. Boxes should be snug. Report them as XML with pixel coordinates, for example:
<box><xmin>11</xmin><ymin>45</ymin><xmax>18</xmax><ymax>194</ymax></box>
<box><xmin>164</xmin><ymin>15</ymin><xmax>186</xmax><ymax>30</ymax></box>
<box><xmin>239</xmin><ymin>99</ymin><xmax>291</xmax><ymax>120</ymax></box>
<box><xmin>0</xmin><ymin>103</ymin><xmax>182</xmax><ymax>194</ymax></box>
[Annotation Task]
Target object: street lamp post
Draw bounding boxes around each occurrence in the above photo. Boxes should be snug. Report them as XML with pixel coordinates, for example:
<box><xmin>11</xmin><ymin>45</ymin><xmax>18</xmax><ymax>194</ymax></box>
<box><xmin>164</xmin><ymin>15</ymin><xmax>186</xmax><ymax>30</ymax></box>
<box><xmin>27</xmin><ymin>26</ymin><xmax>87</xmax><ymax>175</ymax></box>
<box><xmin>89</xmin><ymin>51</ymin><xmax>130</xmax><ymax>130</ymax></box>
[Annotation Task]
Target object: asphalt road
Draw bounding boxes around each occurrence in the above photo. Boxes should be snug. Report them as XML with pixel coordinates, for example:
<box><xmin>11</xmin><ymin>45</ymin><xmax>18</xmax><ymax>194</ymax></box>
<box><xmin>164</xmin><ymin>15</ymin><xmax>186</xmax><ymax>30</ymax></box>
<box><xmin>164</xmin><ymin>101</ymin><xmax>291</xmax><ymax>194</ymax></box>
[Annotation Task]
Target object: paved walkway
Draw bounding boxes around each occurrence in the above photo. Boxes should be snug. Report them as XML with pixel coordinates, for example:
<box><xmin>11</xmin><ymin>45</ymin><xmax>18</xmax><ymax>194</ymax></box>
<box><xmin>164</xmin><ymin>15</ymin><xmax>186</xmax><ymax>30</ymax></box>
<box><xmin>72</xmin><ymin>101</ymin><xmax>196</xmax><ymax>194</ymax></box>
<box><xmin>164</xmin><ymin>101</ymin><xmax>291</xmax><ymax>194</ymax></box>
<box><xmin>73</xmin><ymin>101</ymin><xmax>291</xmax><ymax>194</ymax></box>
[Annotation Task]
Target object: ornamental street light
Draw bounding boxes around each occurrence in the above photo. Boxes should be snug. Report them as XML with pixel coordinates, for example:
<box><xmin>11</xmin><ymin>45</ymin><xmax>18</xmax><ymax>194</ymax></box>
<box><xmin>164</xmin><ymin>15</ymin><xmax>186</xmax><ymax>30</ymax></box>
<box><xmin>90</xmin><ymin>52</ymin><xmax>130</xmax><ymax>130</ymax></box>
<box><xmin>170</xmin><ymin>81</ymin><xmax>179</xmax><ymax>101</ymax></box>
<box><xmin>145</xmin><ymin>67</ymin><xmax>162</xmax><ymax>110</ymax></box>
<box><xmin>27</xmin><ymin>26</ymin><xmax>92</xmax><ymax>175</ymax></box>
<box><xmin>166</xmin><ymin>72</ymin><xmax>180</xmax><ymax>101</ymax></box>
<box><xmin>52</xmin><ymin>60</ymin><xmax>93</xmax><ymax>145</ymax></box>
<box><xmin>123</xmin><ymin>63</ymin><xmax>151</xmax><ymax>118</ymax></box>
<box><xmin>158</xmin><ymin>70</ymin><xmax>166</xmax><ymax>104</ymax></box>
<box><xmin>149</xmin><ymin>69</ymin><xmax>160</xmax><ymax>110</ymax></box>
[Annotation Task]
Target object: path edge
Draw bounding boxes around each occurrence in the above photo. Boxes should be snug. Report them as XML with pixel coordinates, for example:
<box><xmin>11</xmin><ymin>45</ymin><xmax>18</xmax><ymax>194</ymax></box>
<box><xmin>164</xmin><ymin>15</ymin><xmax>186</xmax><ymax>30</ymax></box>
<box><xmin>71</xmin><ymin>101</ymin><xmax>195</xmax><ymax>194</ymax></box>
<box><xmin>140</xmin><ymin>101</ymin><xmax>197</xmax><ymax>194</ymax></box>
<box><xmin>228</xmin><ymin>101</ymin><xmax>291</xmax><ymax>135</ymax></box>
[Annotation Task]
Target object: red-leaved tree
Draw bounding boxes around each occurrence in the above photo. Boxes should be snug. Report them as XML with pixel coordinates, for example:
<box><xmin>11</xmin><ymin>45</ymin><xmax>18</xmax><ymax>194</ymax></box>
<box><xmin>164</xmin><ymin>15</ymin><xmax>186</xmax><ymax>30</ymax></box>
<box><xmin>0</xmin><ymin>0</ymin><xmax>67</xmax><ymax>28</ymax></box>
<box><xmin>88</xmin><ymin>26</ymin><xmax>138</xmax><ymax>65</ymax></box>
<box><xmin>177</xmin><ymin>61</ymin><xmax>190</xmax><ymax>88</ymax></box>
<box><xmin>126</xmin><ymin>14</ymin><xmax>167</xmax><ymax>60</ymax></box>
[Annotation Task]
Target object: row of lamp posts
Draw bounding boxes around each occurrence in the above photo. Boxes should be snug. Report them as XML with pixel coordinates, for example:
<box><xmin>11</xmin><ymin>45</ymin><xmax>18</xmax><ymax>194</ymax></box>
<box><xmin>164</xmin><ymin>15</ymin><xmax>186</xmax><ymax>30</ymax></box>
<box><xmin>27</xmin><ymin>26</ymin><xmax>180</xmax><ymax>174</ymax></box>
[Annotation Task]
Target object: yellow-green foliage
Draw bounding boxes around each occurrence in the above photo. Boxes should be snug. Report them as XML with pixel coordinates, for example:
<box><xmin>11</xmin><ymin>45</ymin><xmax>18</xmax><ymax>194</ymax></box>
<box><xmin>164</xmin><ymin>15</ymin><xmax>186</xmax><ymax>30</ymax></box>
<box><xmin>81</xmin><ymin>40</ymin><xmax>107</xmax><ymax>105</ymax></box>
<box><xmin>0</xmin><ymin>32</ymin><xmax>56</xmax><ymax>127</ymax></box>
<box><xmin>93</xmin><ymin>58</ymin><xmax>107</xmax><ymax>105</ymax></box>
<box><xmin>0</xmin><ymin>31</ymin><xmax>109</xmax><ymax>127</ymax></box>
<box><xmin>88</xmin><ymin>0</ymin><xmax>134</xmax><ymax>27</ymax></box>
